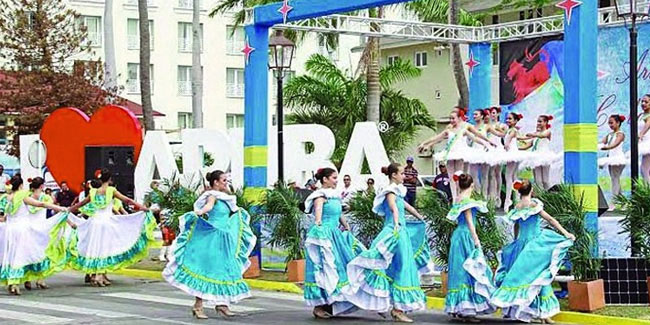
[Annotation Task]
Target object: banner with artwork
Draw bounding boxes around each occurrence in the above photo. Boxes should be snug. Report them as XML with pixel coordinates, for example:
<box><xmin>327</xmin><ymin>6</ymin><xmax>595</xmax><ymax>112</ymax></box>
<box><xmin>499</xmin><ymin>24</ymin><xmax>650</xmax><ymax>201</ymax></box>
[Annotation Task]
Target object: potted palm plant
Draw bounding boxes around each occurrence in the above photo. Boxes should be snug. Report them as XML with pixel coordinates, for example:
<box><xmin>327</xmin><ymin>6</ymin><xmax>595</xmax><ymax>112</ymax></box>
<box><xmin>264</xmin><ymin>183</ymin><xmax>306</xmax><ymax>282</ymax></box>
<box><xmin>615</xmin><ymin>180</ymin><xmax>650</xmax><ymax>303</ymax></box>
<box><xmin>536</xmin><ymin>184</ymin><xmax>604</xmax><ymax>312</ymax></box>
<box><xmin>473</xmin><ymin>196</ymin><xmax>507</xmax><ymax>272</ymax></box>
<box><xmin>234</xmin><ymin>187</ymin><xmax>263</xmax><ymax>279</ymax></box>
<box><xmin>418</xmin><ymin>189</ymin><xmax>453</xmax><ymax>293</ymax></box>
<box><xmin>347</xmin><ymin>190</ymin><xmax>383</xmax><ymax>247</ymax></box>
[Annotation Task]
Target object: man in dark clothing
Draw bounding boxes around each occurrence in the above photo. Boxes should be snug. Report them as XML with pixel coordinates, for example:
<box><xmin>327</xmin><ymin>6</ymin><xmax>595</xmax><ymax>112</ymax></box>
<box><xmin>403</xmin><ymin>157</ymin><xmax>418</xmax><ymax>206</ymax></box>
<box><xmin>433</xmin><ymin>163</ymin><xmax>452</xmax><ymax>203</ymax></box>
<box><xmin>55</xmin><ymin>181</ymin><xmax>76</xmax><ymax>207</ymax></box>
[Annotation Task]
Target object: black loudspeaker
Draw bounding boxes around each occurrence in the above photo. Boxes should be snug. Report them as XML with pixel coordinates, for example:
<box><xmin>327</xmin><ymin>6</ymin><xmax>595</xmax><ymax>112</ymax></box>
<box><xmin>85</xmin><ymin>146</ymin><xmax>135</xmax><ymax>198</ymax></box>
<box><xmin>547</xmin><ymin>184</ymin><xmax>608</xmax><ymax>217</ymax></box>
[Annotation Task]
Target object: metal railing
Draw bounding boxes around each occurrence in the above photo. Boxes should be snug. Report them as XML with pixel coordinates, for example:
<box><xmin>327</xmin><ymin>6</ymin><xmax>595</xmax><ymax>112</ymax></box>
<box><xmin>178</xmin><ymin>80</ymin><xmax>192</xmax><ymax>96</ymax></box>
<box><xmin>226</xmin><ymin>83</ymin><xmax>245</xmax><ymax>97</ymax></box>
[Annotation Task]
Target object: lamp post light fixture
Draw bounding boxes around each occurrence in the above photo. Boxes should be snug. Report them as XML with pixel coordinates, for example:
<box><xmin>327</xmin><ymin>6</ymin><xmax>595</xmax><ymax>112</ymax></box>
<box><xmin>614</xmin><ymin>0</ymin><xmax>650</xmax><ymax>192</ymax></box>
<box><xmin>268</xmin><ymin>30</ymin><xmax>295</xmax><ymax>184</ymax></box>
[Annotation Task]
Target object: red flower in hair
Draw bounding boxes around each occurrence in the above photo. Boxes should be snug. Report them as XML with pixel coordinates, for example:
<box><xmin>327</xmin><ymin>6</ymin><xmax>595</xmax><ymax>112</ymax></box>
<box><xmin>27</xmin><ymin>178</ymin><xmax>32</xmax><ymax>183</ymax></box>
<box><xmin>452</xmin><ymin>171</ymin><xmax>463</xmax><ymax>182</ymax></box>
<box><xmin>94</xmin><ymin>169</ymin><xmax>102</xmax><ymax>179</ymax></box>
<box><xmin>5</xmin><ymin>180</ymin><xmax>10</xmax><ymax>186</ymax></box>
<box><xmin>620</xmin><ymin>115</ymin><xmax>626</xmax><ymax>122</ymax></box>
<box><xmin>546</xmin><ymin>124</ymin><xmax>552</xmax><ymax>129</ymax></box>
<box><xmin>517</xmin><ymin>113</ymin><xmax>524</xmax><ymax>119</ymax></box>
<box><xmin>547</xmin><ymin>115</ymin><xmax>554</xmax><ymax>121</ymax></box>
<box><xmin>513</xmin><ymin>180</ymin><xmax>523</xmax><ymax>190</ymax></box>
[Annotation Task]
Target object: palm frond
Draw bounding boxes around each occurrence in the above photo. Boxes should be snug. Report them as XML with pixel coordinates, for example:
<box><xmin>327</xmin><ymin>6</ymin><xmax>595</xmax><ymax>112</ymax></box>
<box><xmin>405</xmin><ymin>0</ymin><xmax>483</xmax><ymax>26</ymax></box>
<box><xmin>379</xmin><ymin>58</ymin><xmax>422</xmax><ymax>89</ymax></box>
<box><xmin>615</xmin><ymin>180</ymin><xmax>650</xmax><ymax>261</ymax></box>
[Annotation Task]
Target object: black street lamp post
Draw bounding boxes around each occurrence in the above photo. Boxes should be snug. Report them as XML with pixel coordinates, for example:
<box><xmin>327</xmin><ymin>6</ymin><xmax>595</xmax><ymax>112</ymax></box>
<box><xmin>268</xmin><ymin>30</ymin><xmax>295</xmax><ymax>184</ymax></box>
<box><xmin>615</xmin><ymin>0</ymin><xmax>649</xmax><ymax>192</ymax></box>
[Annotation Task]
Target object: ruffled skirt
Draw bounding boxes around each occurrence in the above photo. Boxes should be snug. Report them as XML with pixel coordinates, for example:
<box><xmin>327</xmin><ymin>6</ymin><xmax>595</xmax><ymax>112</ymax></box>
<box><xmin>342</xmin><ymin>222</ymin><xmax>431</xmax><ymax>313</ymax></box>
<box><xmin>520</xmin><ymin>150</ymin><xmax>562</xmax><ymax>169</ymax></box>
<box><xmin>490</xmin><ymin>230</ymin><xmax>573</xmax><ymax>322</ymax></box>
<box><xmin>67</xmin><ymin>209</ymin><xmax>156</xmax><ymax>273</ymax></box>
<box><xmin>163</xmin><ymin>210</ymin><xmax>256</xmax><ymax>306</ymax></box>
<box><xmin>0</xmin><ymin>212</ymin><xmax>69</xmax><ymax>285</ymax></box>
<box><xmin>304</xmin><ymin>225</ymin><xmax>365</xmax><ymax>314</ymax></box>
<box><xmin>445</xmin><ymin>226</ymin><xmax>496</xmax><ymax>316</ymax></box>
<box><xmin>640</xmin><ymin>137</ymin><xmax>650</xmax><ymax>156</ymax></box>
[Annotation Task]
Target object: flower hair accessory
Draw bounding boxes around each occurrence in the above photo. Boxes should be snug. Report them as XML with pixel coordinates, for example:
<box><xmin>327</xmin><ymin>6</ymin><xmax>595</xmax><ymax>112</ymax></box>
<box><xmin>619</xmin><ymin>115</ymin><xmax>626</xmax><ymax>122</ymax></box>
<box><xmin>27</xmin><ymin>178</ymin><xmax>32</xmax><ymax>183</ymax></box>
<box><xmin>94</xmin><ymin>169</ymin><xmax>102</xmax><ymax>179</ymax></box>
<box><xmin>5</xmin><ymin>180</ymin><xmax>10</xmax><ymax>186</ymax></box>
<box><xmin>452</xmin><ymin>170</ymin><xmax>464</xmax><ymax>182</ymax></box>
<box><xmin>513</xmin><ymin>180</ymin><xmax>523</xmax><ymax>190</ymax></box>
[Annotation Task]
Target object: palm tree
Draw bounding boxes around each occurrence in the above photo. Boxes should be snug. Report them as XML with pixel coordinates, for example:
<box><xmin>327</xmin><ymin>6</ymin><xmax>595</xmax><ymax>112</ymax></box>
<box><xmin>192</xmin><ymin>0</ymin><xmax>203</xmax><ymax>128</ymax></box>
<box><xmin>103</xmin><ymin>0</ymin><xmax>117</xmax><ymax>89</ymax></box>
<box><xmin>283</xmin><ymin>54</ymin><xmax>436</xmax><ymax>166</ymax></box>
<box><xmin>365</xmin><ymin>7</ymin><xmax>383</xmax><ymax>123</ymax></box>
<box><xmin>138</xmin><ymin>0</ymin><xmax>155</xmax><ymax>130</ymax></box>
<box><xmin>405</xmin><ymin>0</ymin><xmax>483</xmax><ymax>108</ymax></box>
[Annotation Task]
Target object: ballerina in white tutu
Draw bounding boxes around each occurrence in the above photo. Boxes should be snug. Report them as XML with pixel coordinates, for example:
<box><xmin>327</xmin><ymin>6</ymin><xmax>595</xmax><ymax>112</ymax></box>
<box><xmin>519</xmin><ymin>115</ymin><xmax>561</xmax><ymax>190</ymax></box>
<box><xmin>467</xmin><ymin>109</ymin><xmax>491</xmax><ymax>197</ymax></box>
<box><xmin>0</xmin><ymin>176</ymin><xmax>70</xmax><ymax>295</ymax></box>
<box><xmin>496</xmin><ymin>112</ymin><xmax>531</xmax><ymax>212</ymax></box>
<box><xmin>486</xmin><ymin>107</ymin><xmax>508</xmax><ymax>205</ymax></box>
<box><xmin>68</xmin><ymin>168</ymin><xmax>155</xmax><ymax>287</ymax></box>
<box><xmin>598</xmin><ymin>115</ymin><xmax>627</xmax><ymax>201</ymax></box>
<box><xmin>640</xmin><ymin>95</ymin><xmax>650</xmax><ymax>182</ymax></box>
<box><xmin>418</xmin><ymin>109</ymin><xmax>494</xmax><ymax>201</ymax></box>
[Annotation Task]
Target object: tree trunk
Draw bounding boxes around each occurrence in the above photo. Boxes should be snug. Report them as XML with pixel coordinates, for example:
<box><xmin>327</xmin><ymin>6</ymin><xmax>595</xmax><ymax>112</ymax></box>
<box><xmin>138</xmin><ymin>0</ymin><xmax>155</xmax><ymax>130</ymax></box>
<box><xmin>103</xmin><ymin>0</ymin><xmax>117</xmax><ymax>89</ymax></box>
<box><xmin>191</xmin><ymin>0</ymin><xmax>203</xmax><ymax>128</ymax></box>
<box><xmin>449</xmin><ymin>0</ymin><xmax>469</xmax><ymax>108</ymax></box>
<box><xmin>365</xmin><ymin>7</ymin><xmax>383</xmax><ymax>123</ymax></box>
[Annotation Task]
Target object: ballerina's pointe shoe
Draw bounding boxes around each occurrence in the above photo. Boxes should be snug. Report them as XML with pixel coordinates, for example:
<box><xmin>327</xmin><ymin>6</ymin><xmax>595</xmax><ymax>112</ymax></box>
<box><xmin>391</xmin><ymin>310</ymin><xmax>413</xmax><ymax>323</ymax></box>
<box><xmin>192</xmin><ymin>307</ymin><xmax>208</xmax><ymax>319</ymax></box>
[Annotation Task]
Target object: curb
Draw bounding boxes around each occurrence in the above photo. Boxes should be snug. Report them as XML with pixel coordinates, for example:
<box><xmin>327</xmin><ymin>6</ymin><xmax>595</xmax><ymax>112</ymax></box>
<box><xmin>116</xmin><ymin>269</ymin><xmax>650</xmax><ymax>325</ymax></box>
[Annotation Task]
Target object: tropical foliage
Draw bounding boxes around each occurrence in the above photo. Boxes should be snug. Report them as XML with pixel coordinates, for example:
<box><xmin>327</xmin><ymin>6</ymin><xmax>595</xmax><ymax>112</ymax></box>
<box><xmin>347</xmin><ymin>190</ymin><xmax>383</xmax><ymax>247</ymax></box>
<box><xmin>150</xmin><ymin>174</ymin><xmax>202</xmax><ymax>234</ymax></box>
<box><xmin>417</xmin><ymin>188</ymin><xmax>454</xmax><ymax>270</ymax></box>
<box><xmin>473</xmin><ymin>195</ymin><xmax>507</xmax><ymax>269</ymax></box>
<box><xmin>284</xmin><ymin>54</ymin><xmax>436</xmax><ymax>167</ymax></box>
<box><xmin>615</xmin><ymin>180</ymin><xmax>650</xmax><ymax>261</ymax></box>
<box><xmin>535</xmin><ymin>184</ymin><xmax>601</xmax><ymax>282</ymax></box>
<box><xmin>264</xmin><ymin>183</ymin><xmax>306</xmax><ymax>264</ymax></box>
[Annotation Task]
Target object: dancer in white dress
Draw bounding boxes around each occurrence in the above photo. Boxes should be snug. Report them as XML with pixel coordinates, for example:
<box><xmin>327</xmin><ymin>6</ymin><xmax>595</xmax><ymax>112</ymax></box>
<box><xmin>497</xmin><ymin>113</ymin><xmax>531</xmax><ymax>212</ymax></box>
<box><xmin>418</xmin><ymin>110</ymin><xmax>494</xmax><ymax>201</ymax></box>
<box><xmin>487</xmin><ymin>107</ymin><xmax>508</xmax><ymax>206</ymax></box>
<box><xmin>467</xmin><ymin>109</ymin><xmax>491</xmax><ymax>196</ymax></box>
<box><xmin>68</xmin><ymin>168</ymin><xmax>155</xmax><ymax>287</ymax></box>
<box><xmin>520</xmin><ymin>115</ymin><xmax>561</xmax><ymax>190</ymax></box>
<box><xmin>0</xmin><ymin>176</ymin><xmax>69</xmax><ymax>295</ymax></box>
<box><xmin>640</xmin><ymin>95</ymin><xmax>650</xmax><ymax>182</ymax></box>
<box><xmin>598</xmin><ymin>115</ymin><xmax>627</xmax><ymax>201</ymax></box>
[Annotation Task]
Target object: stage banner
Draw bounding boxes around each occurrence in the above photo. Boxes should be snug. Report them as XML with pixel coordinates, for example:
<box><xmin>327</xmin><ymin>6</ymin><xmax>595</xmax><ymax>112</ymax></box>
<box><xmin>499</xmin><ymin>24</ymin><xmax>650</xmax><ymax>202</ymax></box>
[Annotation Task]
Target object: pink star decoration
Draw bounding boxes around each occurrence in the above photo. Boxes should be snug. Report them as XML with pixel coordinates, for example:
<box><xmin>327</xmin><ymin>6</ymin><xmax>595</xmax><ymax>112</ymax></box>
<box><xmin>278</xmin><ymin>0</ymin><xmax>293</xmax><ymax>24</ymax></box>
<box><xmin>242</xmin><ymin>39</ymin><xmax>255</xmax><ymax>65</ymax></box>
<box><xmin>465</xmin><ymin>50</ymin><xmax>480</xmax><ymax>76</ymax></box>
<box><xmin>556</xmin><ymin>0</ymin><xmax>583</xmax><ymax>26</ymax></box>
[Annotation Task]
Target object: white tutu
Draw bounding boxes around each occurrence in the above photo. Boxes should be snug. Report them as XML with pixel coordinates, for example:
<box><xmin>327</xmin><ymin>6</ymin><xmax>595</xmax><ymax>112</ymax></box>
<box><xmin>598</xmin><ymin>136</ymin><xmax>628</xmax><ymax>168</ymax></box>
<box><xmin>68</xmin><ymin>202</ymin><xmax>155</xmax><ymax>273</ymax></box>
<box><xmin>640</xmin><ymin>136</ymin><xmax>650</xmax><ymax>156</ymax></box>
<box><xmin>435</xmin><ymin>127</ymin><xmax>484</xmax><ymax>163</ymax></box>
<box><xmin>520</xmin><ymin>138</ymin><xmax>562</xmax><ymax>169</ymax></box>
<box><xmin>0</xmin><ymin>197</ymin><xmax>69</xmax><ymax>285</ymax></box>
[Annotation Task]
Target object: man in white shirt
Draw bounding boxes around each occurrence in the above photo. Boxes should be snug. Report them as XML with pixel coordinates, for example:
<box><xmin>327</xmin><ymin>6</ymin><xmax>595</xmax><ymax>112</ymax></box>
<box><xmin>341</xmin><ymin>174</ymin><xmax>353</xmax><ymax>211</ymax></box>
<box><xmin>0</xmin><ymin>165</ymin><xmax>10</xmax><ymax>194</ymax></box>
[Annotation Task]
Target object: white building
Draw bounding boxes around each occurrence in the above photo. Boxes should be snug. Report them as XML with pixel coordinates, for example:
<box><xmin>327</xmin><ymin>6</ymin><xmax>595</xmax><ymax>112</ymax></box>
<box><xmin>63</xmin><ymin>0</ymin><xmax>360</xmax><ymax>138</ymax></box>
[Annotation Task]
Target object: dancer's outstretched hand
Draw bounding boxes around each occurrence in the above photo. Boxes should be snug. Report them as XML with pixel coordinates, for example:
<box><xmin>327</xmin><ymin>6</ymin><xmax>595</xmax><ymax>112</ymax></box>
<box><xmin>566</xmin><ymin>233</ymin><xmax>576</xmax><ymax>241</ymax></box>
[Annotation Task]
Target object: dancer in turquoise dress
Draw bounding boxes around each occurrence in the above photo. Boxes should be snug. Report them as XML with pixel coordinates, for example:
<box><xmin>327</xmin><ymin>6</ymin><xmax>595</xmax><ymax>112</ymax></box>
<box><xmin>491</xmin><ymin>180</ymin><xmax>574</xmax><ymax>324</ymax></box>
<box><xmin>343</xmin><ymin>163</ymin><xmax>433</xmax><ymax>323</ymax></box>
<box><xmin>304</xmin><ymin>167</ymin><xmax>365</xmax><ymax>319</ymax></box>
<box><xmin>163</xmin><ymin>170</ymin><xmax>256</xmax><ymax>320</ymax></box>
<box><xmin>444</xmin><ymin>172</ymin><xmax>496</xmax><ymax>322</ymax></box>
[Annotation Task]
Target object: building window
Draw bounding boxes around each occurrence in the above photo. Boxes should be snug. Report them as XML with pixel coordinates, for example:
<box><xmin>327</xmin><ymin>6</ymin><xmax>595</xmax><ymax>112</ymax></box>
<box><xmin>226</xmin><ymin>26</ymin><xmax>245</xmax><ymax>55</ymax></box>
<box><xmin>177</xmin><ymin>65</ymin><xmax>192</xmax><ymax>96</ymax></box>
<box><xmin>127</xmin><ymin>63</ymin><xmax>154</xmax><ymax>94</ymax></box>
<box><xmin>387</xmin><ymin>55</ymin><xmax>399</xmax><ymax>65</ymax></box>
<box><xmin>178</xmin><ymin>22</ymin><xmax>203</xmax><ymax>53</ymax></box>
<box><xmin>126</xmin><ymin>0</ymin><xmax>154</xmax><ymax>5</ymax></box>
<box><xmin>226</xmin><ymin>68</ymin><xmax>245</xmax><ymax>98</ymax></box>
<box><xmin>178</xmin><ymin>112</ymin><xmax>193</xmax><ymax>129</ymax></box>
<box><xmin>226</xmin><ymin>114</ymin><xmax>244</xmax><ymax>129</ymax></box>
<box><xmin>127</xmin><ymin>19</ymin><xmax>154</xmax><ymax>50</ymax></box>
<box><xmin>76</xmin><ymin>16</ymin><xmax>102</xmax><ymax>47</ymax></box>
<box><xmin>415</xmin><ymin>51</ymin><xmax>427</xmax><ymax>67</ymax></box>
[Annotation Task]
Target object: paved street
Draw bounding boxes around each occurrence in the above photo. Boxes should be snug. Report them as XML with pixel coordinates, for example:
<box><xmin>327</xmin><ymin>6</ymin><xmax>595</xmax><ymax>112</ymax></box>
<box><xmin>0</xmin><ymin>272</ymin><xmax>566</xmax><ymax>324</ymax></box>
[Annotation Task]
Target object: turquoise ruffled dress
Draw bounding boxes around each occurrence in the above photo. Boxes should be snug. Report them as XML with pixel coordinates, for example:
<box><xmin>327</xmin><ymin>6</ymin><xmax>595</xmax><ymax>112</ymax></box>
<box><xmin>342</xmin><ymin>184</ymin><xmax>433</xmax><ymax>313</ymax></box>
<box><xmin>162</xmin><ymin>190</ymin><xmax>256</xmax><ymax>306</ymax></box>
<box><xmin>491</xmin><ymin>199</ymin><xmax>573</xmax><ymax>322</ymax></box>
<box><xmin>445</xmin><ymin>199</ymin><xmax>496</xmax><ymax>316</ymax></box>
<box><xmin>303</xmin><ymin>189</ymin><xmax>365</xmax><ymax>315</ymax></box>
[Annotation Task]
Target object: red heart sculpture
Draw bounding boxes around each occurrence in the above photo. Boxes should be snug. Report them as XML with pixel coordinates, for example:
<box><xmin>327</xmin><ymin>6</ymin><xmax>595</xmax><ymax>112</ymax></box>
<box><xmin>40</xmin><ymin>105</ymin><xmax>143</xmax><ymax>194</ymax></box>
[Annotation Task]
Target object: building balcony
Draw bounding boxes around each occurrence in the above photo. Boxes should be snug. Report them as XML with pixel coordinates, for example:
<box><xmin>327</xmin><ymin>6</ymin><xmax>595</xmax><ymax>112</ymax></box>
<box><xmin>226</xmin><ymin>41</ymin><xmax>245</xmax><ymax>55</ymax></box>
<box><xmin>178</xmin><ymin>81</ymin><xmax>192</xmax><ymax>96</ymax></box>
